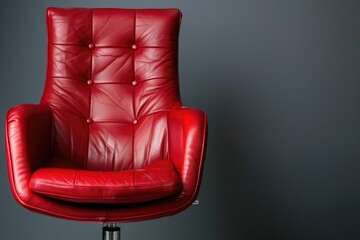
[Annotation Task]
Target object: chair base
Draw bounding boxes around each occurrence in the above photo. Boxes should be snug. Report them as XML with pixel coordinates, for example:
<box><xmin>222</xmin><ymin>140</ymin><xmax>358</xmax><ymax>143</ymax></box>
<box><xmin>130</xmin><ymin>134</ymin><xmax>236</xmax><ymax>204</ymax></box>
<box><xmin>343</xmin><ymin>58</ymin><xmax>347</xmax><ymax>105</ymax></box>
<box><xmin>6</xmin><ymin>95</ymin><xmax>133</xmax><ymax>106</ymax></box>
<box><xmin>103</xmin><ymin>223</ymin><xmax>120</xmax><ymax>240</ymax></box>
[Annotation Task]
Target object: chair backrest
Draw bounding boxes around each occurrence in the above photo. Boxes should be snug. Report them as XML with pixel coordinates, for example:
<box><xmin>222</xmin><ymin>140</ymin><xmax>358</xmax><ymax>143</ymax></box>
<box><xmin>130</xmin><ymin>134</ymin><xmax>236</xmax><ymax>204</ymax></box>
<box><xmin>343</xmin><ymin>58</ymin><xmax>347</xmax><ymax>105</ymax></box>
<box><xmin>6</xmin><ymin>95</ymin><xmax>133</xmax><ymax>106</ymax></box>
<box><xmin>41</xmin><ymin>8</ymin><xmax>182</xmax><ymax>171</ymax></box>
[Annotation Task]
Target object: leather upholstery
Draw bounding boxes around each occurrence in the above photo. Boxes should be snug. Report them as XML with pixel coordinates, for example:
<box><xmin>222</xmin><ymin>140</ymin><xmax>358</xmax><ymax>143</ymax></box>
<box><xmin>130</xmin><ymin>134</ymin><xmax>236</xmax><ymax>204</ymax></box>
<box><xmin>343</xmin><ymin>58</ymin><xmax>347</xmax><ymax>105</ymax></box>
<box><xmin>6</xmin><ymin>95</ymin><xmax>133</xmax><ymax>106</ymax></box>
<box><xmin>30</xmin><ymin>160</ymin><xmax>182</xmax><ymax>203</ymax></box>
<box><xmin>5</xmin><ymin>8</ymin><xmax>207</xmax><ymax>223</ymax></box>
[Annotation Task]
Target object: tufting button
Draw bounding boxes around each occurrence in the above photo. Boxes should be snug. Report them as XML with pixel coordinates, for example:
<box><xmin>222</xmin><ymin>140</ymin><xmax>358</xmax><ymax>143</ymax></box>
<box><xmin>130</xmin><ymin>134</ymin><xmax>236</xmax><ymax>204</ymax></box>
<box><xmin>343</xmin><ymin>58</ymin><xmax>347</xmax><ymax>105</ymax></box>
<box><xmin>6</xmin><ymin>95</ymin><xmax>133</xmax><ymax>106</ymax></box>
<box><xmin>132</xmin><ymin>44</ymin><xmax>137</xmax><ymax>50</ymax></box>
<box><xmin>88</xmin><ymin>43</ymin><xmax>95</xmax><ymax>49</ymax></box>
<box><xmin>133</xmin><ymin>119</ymin><xmax>138</xmax><ymax>125</ymax></box>
<box><xmin>86</xmin><ymin>118</ymin><xmax>93</xmax><ymax>124</ymax></box>
<box><xmin>87</xmin><ymin>80</ymin><xmax>94</xmax><ymax>86</ymax></box>
<box><xmin>132</xmin><ymin>80</ymin><xmax>138</xmax><ymax>86</ymax></box>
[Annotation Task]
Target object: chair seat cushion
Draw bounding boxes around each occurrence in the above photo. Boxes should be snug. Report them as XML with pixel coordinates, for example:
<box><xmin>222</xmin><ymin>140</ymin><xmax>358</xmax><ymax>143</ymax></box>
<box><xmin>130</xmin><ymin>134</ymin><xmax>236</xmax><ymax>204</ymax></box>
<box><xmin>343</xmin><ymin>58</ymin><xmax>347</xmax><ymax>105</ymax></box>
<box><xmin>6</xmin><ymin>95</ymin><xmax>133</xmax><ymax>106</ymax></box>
<box><xmin>29</xmin><ymin>160</ymin><xmax>182</xmax><ymax>204</ymax></box>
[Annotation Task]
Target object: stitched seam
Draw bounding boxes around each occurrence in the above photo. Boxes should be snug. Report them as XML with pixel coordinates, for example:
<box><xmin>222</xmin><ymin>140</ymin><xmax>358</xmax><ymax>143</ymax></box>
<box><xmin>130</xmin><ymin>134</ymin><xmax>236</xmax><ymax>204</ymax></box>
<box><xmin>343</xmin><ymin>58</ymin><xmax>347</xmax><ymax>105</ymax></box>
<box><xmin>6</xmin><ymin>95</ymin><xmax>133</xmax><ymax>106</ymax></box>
<box><xmin>31</xmin><ymin>180</ymin><xmax>180</xmax><ymax>189</ymax></box>
<box><xmin>85</xmin><ymin>9</ymin><xmax>94</xmax><ymax>169</ymax></box>
<box><xmin>131</xmin><ymin>9</ymin><xmax>137</xmax><ymax>170</ymax></box>
<box><xmin>48</xmin><ymin>43</ymin><xmax>173</xmax><ymax>49</ymax></box>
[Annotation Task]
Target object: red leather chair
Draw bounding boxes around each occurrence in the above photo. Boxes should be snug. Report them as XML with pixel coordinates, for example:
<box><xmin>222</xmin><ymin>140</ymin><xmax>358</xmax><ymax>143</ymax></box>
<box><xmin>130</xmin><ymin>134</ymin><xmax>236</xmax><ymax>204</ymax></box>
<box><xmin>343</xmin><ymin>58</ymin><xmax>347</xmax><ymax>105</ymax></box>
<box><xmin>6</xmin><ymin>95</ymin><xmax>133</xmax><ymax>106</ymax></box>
<box><xmin>5</xmin><ymin>7</ymin><xmax>207</xmax><ymax>240</ymax></box>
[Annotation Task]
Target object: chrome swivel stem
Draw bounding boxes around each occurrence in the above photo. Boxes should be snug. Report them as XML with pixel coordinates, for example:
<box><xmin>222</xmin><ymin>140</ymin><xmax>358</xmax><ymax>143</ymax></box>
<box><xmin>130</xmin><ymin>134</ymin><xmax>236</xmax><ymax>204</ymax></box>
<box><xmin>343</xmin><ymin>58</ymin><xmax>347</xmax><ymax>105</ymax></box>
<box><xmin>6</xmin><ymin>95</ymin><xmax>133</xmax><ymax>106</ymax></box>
<box><xmin>103</xmin><ymin>223</ymin><xmax>120</xmax><ymax>240</ymax></box>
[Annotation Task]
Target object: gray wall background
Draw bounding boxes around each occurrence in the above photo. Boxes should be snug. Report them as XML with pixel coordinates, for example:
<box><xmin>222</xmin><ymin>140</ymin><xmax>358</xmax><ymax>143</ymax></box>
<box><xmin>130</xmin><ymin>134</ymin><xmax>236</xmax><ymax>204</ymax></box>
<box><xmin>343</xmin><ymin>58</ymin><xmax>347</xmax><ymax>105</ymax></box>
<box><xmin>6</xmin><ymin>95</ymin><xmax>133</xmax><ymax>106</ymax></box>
<box><xmin>0</xmin><ymin>0</ymin><xmax>359</xmax><ymax>239</ymax></box>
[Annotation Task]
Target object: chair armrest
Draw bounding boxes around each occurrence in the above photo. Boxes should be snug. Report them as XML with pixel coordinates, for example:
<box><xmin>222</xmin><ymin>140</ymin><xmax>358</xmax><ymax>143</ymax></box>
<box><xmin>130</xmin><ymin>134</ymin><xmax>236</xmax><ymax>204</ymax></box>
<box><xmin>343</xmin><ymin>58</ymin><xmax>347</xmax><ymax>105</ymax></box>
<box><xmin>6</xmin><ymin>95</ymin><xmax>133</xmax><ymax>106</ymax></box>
<box><xmin>5</xmin><ymin>104</ymin><xmax>52</xmax><ymax>203</ymax></box>
<box><xmin>167</xmin><ymin>107</ymin><xmax>208</xmax><ymax>201</ymax></box>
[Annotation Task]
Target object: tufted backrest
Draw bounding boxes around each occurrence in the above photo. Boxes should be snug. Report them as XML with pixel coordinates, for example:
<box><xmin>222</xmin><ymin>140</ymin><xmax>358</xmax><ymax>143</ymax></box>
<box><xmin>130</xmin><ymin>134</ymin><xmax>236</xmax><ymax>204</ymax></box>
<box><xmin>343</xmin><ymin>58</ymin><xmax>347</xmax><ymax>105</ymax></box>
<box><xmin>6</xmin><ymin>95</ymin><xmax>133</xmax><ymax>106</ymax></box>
<box><xmin>41</xmin><ymin>8</ymin><xmax>182</xmax><ymax>171</ymax></box>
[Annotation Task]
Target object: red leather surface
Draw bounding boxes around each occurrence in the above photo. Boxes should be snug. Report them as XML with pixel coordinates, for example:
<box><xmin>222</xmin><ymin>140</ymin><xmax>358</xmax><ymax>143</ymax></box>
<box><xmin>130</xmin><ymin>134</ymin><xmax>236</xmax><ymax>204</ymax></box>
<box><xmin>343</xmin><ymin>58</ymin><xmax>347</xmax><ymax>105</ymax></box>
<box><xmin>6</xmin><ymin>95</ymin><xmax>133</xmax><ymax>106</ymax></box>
<box><xmin>30</xmin><ymin>160</ymin><xmax>181</xmax><ymax>203</ymax></box>
<box><xmin>5</xmin><ymin>8</ymin><xmax>207</xmax><ymax>222</ymax></box>
<box><xmin>43</xmin><ymin>8</ymin><xmax>180</xmax><ymax>170</ymax></box>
